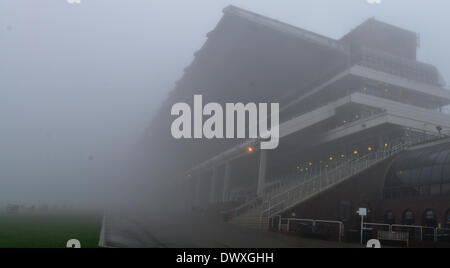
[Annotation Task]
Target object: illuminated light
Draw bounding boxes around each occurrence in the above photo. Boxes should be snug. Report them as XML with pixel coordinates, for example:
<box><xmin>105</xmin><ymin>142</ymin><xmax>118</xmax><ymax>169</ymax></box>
<box><xmin>309</xmin><ymin>162</ymin><xmax>313</xmax><ymax>166</ymax></box>
<box><xmin>385</xmin><ymin>143</ymin><xmax>389</xmax><ymax>148</ymax></box>
<box><xmin>341</xmin><ymin>154</ymin><xmax>345</xmax><ymax>158</ymax></box>
<box><xmin>247</xmin><ymin>147</ymin><xmax>254</xmax><ymax>153</ymax></box>
<box><xmin>354</xmin><ymin>150</ymin><xmax>359</xmax><ymax>155</ymax></box>
<box><xmin>368</xmin><ymin>146</ymin><xmax>373</xmax><ymax>151</ymax></box>
<box><xmin>329</xmin><ymin>156</ymin><xmax>334</xmax><ymax>161</ymax></box>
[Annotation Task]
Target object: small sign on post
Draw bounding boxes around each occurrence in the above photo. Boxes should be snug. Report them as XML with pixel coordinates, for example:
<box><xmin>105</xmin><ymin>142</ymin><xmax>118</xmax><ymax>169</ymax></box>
<box><xmin>357</xmin><ymin>208</ymin><xmax>367</xmax><ymax>244</ymax></box>
<box><xmin>357</xmin><ymin>207</ymin><xmax>367</xmax><ymax>217</ymax></box>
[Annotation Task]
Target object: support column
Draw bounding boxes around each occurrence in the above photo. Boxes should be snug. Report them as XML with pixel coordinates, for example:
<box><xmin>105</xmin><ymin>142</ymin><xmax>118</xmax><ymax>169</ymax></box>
<box><xmin>378</xmin><ymin>136</ymin><xmax>385</xmax><ymax>154</ymax></box>
<box><xmin>257</xmin><ymin>150</ymin><xmax>268</xmax><ymax>197</ymax></box>
<box><xmin>222</xmin><ymin>162</ymin><xmax>231</xmax><ymax>202</ymax></box>
<box><xmin>185</xmin><ymin>179</ymin><xmax>193</xmax><ymax>210</ymax></box>
<box><xmin>193</xmin><ymin>177</ymin><xmax>201</xmax><ymax>208</ymax></box>
<box><xmin>209</xmin><ymin>167</ymin><xmax>218</xmax><ymax>203</ymax></box>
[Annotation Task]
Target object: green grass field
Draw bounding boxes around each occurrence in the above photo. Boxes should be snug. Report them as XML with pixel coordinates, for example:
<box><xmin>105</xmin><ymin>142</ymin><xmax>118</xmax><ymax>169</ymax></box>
<box><xmin>0</xmin><ymin>211</ymin><xmax>102</xmax><ymax>248</ymax></box>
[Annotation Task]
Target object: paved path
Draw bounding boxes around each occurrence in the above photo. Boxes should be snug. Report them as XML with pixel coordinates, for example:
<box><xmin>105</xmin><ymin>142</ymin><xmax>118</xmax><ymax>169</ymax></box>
<box><xmin>100</xmin><ymin>208</ymin><xmax>361</xmax><ymax>248</ymax></box>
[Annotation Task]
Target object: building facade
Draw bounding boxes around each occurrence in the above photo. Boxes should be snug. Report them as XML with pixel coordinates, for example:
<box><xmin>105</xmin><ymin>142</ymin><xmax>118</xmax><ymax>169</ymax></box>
<box><xmin>147</xmin><ymin>6</ymin><xmax>450</xmax><ymax>243</ymax></box>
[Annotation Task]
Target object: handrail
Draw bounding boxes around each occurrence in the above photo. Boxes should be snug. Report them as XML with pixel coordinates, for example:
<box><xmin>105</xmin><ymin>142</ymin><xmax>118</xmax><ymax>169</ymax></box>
<box><xmin>276</xmin><ymin>217</ymin><xmax>344</xmax><ymax>242</ymax></box>
<box><xmin>263</xmin><ymin>147</ymin><xmax>406</xmax><ymax>217</ymax></box>
<box><xmin>365</xmin><ymin>222</ymin><xmax>450</xmax><ymax>243</ymax></box>
<box><xmin>228</xmin><ymin>135</ymin><xmax>448</xmax><ymax>220</ymax></box>
<box><xmin>262</xmin><ymin>149</ymin><xmax>399</xmax><ymax>217</ymax></box>
<box><xmin>231</xmin><ymin>146</ymin><xmax>401</xmax><ymax>219</ymax></box>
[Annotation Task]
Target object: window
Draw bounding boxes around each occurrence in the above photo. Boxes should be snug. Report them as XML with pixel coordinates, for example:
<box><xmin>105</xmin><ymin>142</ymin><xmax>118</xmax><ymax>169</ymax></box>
<box><xmin>423</xmin><ymin>209</ymin><xmax>437</xmax><ymax>227</ymax></box>
<box><xmin>384</xmin><ymin>210</ymin><xmax>395</xmax><ymax>224</ymax></box>
<box><xmin>402</xmin><ymin>210</ymin><xmax>415</xmax><ymax>225</ymax></box>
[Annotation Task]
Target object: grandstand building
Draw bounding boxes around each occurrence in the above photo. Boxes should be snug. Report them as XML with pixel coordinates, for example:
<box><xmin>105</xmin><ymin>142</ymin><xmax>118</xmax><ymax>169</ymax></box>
<box><xmin>146</xmin><ymin>6</ymin><xmax>450</xmax><ymax>241</ymax></box>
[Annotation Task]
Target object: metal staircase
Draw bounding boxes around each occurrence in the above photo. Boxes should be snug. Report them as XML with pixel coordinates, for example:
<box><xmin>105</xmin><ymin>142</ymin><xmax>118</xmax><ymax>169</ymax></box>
<box><xmin>227</xmin><ymin>143</ymin><xmax>406</xmax><ymax>229</ymax></box>
<box><xmin>260</xmin><ymin>145</ymin><xmax>404</xmax><ymax>218</ymax></box>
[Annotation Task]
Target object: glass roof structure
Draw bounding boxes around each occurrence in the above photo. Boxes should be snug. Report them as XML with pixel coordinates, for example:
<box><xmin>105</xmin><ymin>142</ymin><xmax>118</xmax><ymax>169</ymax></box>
<box><xmin>384</xmin><ymin>140</ymin><xmax>450</xmax><ymax>199</ymax></box>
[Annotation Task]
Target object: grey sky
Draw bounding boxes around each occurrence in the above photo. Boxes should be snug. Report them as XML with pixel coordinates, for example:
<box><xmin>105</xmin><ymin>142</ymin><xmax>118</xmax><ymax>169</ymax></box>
<box><xmin>1</xmin><ymin>0</ymin><xmax>449</xmax><ymax>206</ymax></box>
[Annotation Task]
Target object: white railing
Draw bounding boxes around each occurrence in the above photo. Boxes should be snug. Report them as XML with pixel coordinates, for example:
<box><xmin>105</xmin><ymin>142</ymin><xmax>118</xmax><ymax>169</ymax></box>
<box><xmin>365</xmin><ymin>222</ymin><xmax>450</xmax><ymax>244</ymax></box>
<box><xmin>228</xmin><ymin>134</ymin><xmax>446</xmax><ymax>220</ymax></box>
<box><xmin>274</xmin><ymin>217</ymin><xmax>344</xmax><ymax>242</ymax></box>
<box><xmin>228</xmin><ymin>144</ymin><xmax>404</xmax><ymax>219</ymax></box>
<box><xmin>261</xmin><ymin>144</ymin><xmax>405</xmax><ymax>218</ymax></box>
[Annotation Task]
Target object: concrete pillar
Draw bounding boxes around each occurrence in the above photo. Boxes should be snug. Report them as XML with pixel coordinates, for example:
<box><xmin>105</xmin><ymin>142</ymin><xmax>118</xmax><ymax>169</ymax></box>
<box><xmin>257</xmin><ymin>150</ymin><xmax>268</xmax><ymax>196</ymax></box>
<box><xmin>185</xmin><ymin>179</ymin><xmax>193</xmax><ymax>210</ymax></box>
<box><xmin>209</xmin><ymin>168</ymin><xmax>218</xmax><ymax>203</ymax></box>
<box><xmin>193</xmin><ymin>177</ymin><xmax>201</xmax><ymax>208</ymax></box>
<box><xmin>378</xmin><ymin>136</ymin><xmax>385</xmax><ymax>153</ymax></box>
<box><xmin>222</xmin><ymin>162</ymin><xmax>231</xmax><ymax>202</ymax></box>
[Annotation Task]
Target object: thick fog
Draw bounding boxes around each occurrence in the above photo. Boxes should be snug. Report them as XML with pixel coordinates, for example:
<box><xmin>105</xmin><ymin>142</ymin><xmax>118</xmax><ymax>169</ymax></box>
<box><xmin>1</xmin><ymin>0</ymin><xmax>450</xmax><ymax>208</ymax></box>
